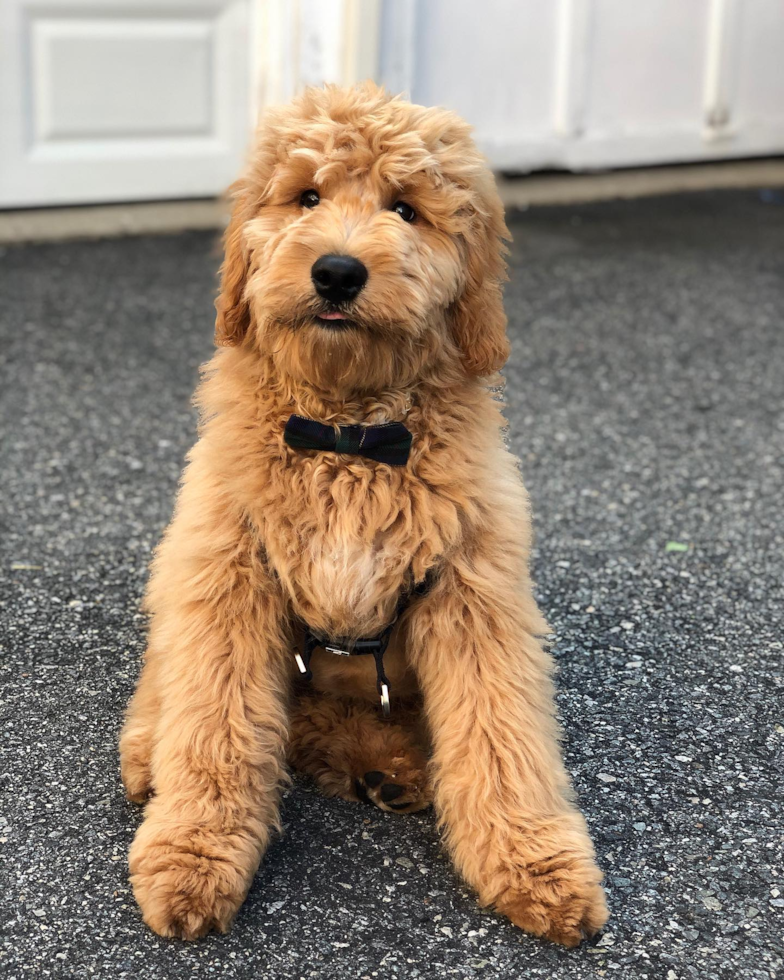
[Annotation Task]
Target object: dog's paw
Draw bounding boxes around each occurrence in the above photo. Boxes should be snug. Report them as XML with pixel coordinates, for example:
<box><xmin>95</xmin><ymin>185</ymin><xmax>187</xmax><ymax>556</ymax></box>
<box><xmin>495</xmin><ymin>851</ymin><xmax>608</xmax><ymax>947</ymax></box>
<box><xmin>129</xmin><ymin>823</ymin><xmax>253</xmax><ymax>939</ymax></box>
<box><xmin>354</xmin><ymin>756</ymin><xmax>431</xmax><ymax>813</ymax></box>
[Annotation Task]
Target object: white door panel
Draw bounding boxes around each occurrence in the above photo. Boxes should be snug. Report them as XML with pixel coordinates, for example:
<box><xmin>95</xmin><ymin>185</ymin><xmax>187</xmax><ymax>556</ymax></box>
<box><xmin>583</xmin><ymin>0</ymin><xmax>711</xmax><ymax>132</ymax></box>
<box><xmin>389</xmin><ymin>0</ymin><xmax>784</xmax><ymax>172</ymax></box>
<box><xmin>412</xmin><ymin>0</ymin><xmax>560</xmax><ymax>144</ymax></box>
<box><xmin>0</xmin><ymin>0</ymin><xmax>251</xmax><ymax>207</ymax></box>
<box><xmin>34</xmin><ymin>20</ymin><xmax>214</xmax><ymax>139</ymax></box>
<box><xmin>734</xmin><ymin>0</ymin><xmax>784</xmax><ymax>125</ymax></box>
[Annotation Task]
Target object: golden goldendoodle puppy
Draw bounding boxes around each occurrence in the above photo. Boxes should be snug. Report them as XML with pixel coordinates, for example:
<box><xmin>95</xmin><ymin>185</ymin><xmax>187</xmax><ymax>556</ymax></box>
<box><xmin>120</xmin><ymin>83</ymin><xmax>608</xmax><ymax>947</ymax></box>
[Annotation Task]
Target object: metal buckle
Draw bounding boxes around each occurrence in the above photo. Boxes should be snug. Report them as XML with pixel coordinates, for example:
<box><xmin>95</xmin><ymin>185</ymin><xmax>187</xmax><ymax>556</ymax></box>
<box><xmin>325</xmin><ymin>645</ymin><xmax>351</xmax><ymax>657</ymax></box>
<box><xmin>380</xmin><ymin>683</ymin><xmax>390</xmax><ymax>716</ymax></box>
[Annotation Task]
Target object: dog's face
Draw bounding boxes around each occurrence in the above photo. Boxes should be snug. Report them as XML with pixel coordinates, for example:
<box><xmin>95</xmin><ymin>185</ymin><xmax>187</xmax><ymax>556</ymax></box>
<box><xmin>216</xmin><ymin>84</ymin><xmax>509</xmax><ymax>391</ymax></box>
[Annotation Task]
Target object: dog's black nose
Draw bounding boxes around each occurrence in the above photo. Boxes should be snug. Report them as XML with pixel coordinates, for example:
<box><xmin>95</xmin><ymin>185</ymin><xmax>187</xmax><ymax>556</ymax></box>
<box><xmin>311</xmin><ymin>254</ymin><xmax>368</xmax><ymax>304</ymax></box>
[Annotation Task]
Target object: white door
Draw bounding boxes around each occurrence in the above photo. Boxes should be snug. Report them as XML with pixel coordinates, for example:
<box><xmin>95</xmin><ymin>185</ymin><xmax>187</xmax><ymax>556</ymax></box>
<box><xmin>386</xmin><ymin>0</ymin><xmax>784</xmax><ymax>172</ymax></box>
<box><xmin>0</xmin><ymin>0</ymin><xmax>252</xmax><ymax>207</ymax></box>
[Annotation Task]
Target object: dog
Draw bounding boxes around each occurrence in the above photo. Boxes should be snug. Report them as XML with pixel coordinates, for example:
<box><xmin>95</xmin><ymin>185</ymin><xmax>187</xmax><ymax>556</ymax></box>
<box><xmin>119</xmin><ymin>83</ymin><xmax>608</xmax><ymax>946</ymax></box>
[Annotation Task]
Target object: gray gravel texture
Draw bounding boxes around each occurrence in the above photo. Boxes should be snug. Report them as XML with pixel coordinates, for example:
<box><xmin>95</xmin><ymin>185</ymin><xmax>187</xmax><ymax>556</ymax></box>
<box><xmin>1</xmin><ymin>191</ymin><xmax>783</xmax><ymax>979</ymax></box>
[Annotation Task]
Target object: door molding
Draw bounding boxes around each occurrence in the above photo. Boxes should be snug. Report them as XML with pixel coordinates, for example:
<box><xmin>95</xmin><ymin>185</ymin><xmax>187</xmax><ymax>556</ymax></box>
<box><xmin>251</xmin><ymin>0</ymin><xmax>384</xmax><ymax>123</ymax></box>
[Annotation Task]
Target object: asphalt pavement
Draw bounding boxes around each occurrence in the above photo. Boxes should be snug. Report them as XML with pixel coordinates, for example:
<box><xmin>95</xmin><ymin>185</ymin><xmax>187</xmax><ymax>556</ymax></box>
<box><xmin>1</xmin><ymin>190</ymin><xmax>782</xmax><ymax>979</ymax></box>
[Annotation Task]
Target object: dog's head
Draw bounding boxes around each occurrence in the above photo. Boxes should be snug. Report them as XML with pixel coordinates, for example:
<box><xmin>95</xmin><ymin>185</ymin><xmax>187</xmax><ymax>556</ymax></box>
<box><xmin>216</xmin><ymin>83</ymin><xmax>509</xmax><ymax>391</ymax></box>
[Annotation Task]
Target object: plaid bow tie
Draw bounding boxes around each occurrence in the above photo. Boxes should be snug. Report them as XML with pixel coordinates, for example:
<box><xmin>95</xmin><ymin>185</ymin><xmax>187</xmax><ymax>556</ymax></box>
<box><xmin>284</xmin><ymin>414</ymin><xmax>412</xmax><ymax>466</ymax></box>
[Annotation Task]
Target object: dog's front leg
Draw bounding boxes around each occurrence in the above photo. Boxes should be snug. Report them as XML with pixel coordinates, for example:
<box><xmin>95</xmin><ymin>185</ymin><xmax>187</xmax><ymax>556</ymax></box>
<box><xmin>409</xmin><ymin>558</ymin><xmax>608</xmax><ymax>946</ymax></box>
<box><xmin>127</xmin><ymin>480</ymin><xmax>290</xmax><ymax>939</ymax></box>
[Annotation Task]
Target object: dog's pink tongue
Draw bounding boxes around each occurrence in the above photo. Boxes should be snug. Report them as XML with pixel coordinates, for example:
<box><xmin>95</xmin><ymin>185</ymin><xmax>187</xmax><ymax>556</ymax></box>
<box><xmin>319</xmin><ymin>311</ymin><xmax>346</xmax><ymax>320</ymax></box>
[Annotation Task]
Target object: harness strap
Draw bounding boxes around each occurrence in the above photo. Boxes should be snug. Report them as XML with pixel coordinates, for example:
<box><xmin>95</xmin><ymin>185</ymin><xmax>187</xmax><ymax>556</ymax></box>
<box><xmin>295</xmin><ymin>571</ymin><xmax>435</xmax><ymax>716</ymax></box>
<box><xmin>293</xmin><ymin>631</ymin><xmax>320</xmax><ymax>681</ymax></box>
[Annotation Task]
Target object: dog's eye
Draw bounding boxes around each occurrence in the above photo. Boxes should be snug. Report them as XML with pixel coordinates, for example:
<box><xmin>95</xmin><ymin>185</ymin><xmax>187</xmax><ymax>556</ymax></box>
<box><xmin>391</xmin><ymin>201</ymin><xmax>416</xmax><ymax>222</ymax></box>
<box><xmin>300</xmin><ymin>190</ymin><xmax>320</xmax><ymax>209</ymax></box>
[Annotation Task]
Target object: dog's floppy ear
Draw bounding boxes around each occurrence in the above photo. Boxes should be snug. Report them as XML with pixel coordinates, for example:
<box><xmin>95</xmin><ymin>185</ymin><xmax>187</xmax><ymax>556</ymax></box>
<box><xmin>214</xmin><ymin>181</ymin><xmax>253</xmax><ymax>347</ymax></box>
<box><xmin>450</xmin><ymin>172</ymin><xmax>511</xmax><ymax>376</ymax></box>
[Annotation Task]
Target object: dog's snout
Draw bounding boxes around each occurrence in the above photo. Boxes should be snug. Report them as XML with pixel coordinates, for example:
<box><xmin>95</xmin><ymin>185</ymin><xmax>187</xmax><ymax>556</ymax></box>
<box><xmin>311</xmin><ymin>254</ymin><xmax>368</xmax><ymax>304</ymax></box>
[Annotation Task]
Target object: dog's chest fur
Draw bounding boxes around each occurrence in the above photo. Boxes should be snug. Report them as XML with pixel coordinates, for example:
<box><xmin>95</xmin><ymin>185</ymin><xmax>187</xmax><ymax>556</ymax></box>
<box><xmin>260</xmin><ymin>455</ymin><xmax>446</xmax><ymax>639</ymax></box>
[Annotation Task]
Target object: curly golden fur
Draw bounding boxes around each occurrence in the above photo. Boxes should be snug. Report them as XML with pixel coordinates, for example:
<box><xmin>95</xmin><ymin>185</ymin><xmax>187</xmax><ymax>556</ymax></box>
<box><xmin>120</xmin><ymin>83</ymin><xmax>608</xmax><ymax>947</ymax></box>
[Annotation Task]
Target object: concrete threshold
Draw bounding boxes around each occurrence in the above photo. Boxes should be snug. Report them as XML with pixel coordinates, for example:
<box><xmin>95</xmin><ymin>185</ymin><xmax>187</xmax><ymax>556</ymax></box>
<box><xmin>1</xmin><ymin>158</ymin><xmax>783</xmax><ymax>245</ymax></box>
<box><xmin>497</xmin><ymin>157</ymin><xmax>784</xmax><ymax>208</ymax></box>
<box><xmin>0</xmin><ymin>199</ymin><xmax>229</xmax><ymax>245</ymax></box>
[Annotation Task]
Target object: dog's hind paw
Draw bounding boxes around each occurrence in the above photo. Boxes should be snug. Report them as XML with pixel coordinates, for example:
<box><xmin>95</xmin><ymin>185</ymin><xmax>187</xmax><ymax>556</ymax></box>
<box><xmin>354</xmin><ymin>757</ymin><xmax>431</xmax><ymax>813</ymax></box>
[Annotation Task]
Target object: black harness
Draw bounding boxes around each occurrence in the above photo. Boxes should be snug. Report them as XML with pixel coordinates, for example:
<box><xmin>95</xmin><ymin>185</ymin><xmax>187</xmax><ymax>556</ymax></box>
<box><xmin>294</xmin><ymin>573</ymin><xmax>434</xmax><ymax>715</ymax></box>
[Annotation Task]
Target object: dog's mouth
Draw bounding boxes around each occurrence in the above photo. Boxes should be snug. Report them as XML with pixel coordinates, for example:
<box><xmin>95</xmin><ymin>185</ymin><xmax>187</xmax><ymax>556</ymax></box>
<box><xmin>314</xmin><ymin>308</ymin><xmax>356</xmax><ymax>330</ymax></box>
<box><xmin>275</xmin><ymin>304</ymin><xmax>403</xmax><ymax>338</ymax></box>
